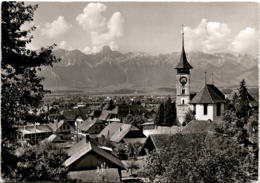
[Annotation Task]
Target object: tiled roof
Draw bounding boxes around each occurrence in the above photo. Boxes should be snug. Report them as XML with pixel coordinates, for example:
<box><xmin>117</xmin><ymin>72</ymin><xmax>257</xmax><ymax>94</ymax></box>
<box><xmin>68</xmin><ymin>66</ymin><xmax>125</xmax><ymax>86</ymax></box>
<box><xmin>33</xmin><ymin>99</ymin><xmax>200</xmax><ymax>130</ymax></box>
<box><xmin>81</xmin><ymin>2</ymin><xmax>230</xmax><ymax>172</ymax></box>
<box><xmin>147</xmin><ymin>133</ymin><xmax>208</xmax><ymax>151</ymax></box>
<box><xmin>190</xmin><ymin>84</ymin><xmax>225</xmax><ymax>104</ymax></box>
<box><xmin>98</xmin><ymin>122</ymin><xmax>140</xmax><ymax>143</ymax></box>
<box><xmin>98</xmin><ymin>110</ymin><xmax>111</xmax><ymax>121</ymax></box>
<box><xmin>181</xmin><ymin>120</ymin><xmax>221</xmax><ymax>134</ymax></box>
<box><xmin>64</xmin><ymin>138</ymin><xmax>125</xmax><ymax>170</ymax></box>
<box><xmin>19</xmin><ymin>124</ymin><xmax>53</xmax><ymax>135</ymax></box>
<box><xmin>79</xmin><ymin>118</ymin><xmax>98</xmax><ymax>132</ymax></box>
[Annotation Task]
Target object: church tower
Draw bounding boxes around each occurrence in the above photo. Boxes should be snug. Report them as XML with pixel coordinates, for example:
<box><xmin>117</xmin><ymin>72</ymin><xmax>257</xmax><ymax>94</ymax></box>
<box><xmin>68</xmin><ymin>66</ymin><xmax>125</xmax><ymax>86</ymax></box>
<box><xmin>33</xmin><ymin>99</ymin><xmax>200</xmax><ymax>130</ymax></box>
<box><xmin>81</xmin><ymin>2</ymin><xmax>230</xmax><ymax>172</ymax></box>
<box><xmin>175</xmin><ymin>26</ymin><xmax>193</xmax><ymax>124</ymax></box>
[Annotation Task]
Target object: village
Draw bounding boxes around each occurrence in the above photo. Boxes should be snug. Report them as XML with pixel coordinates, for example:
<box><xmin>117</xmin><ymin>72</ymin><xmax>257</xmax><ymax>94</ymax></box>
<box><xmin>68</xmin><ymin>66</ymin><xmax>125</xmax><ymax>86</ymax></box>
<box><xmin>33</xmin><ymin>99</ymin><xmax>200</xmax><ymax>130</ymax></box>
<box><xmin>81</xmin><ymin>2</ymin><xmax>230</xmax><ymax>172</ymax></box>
<box><xmin>15</xmin><ymin>32</ymin><xmax>258</xmax><ymax>182</ymax></box>
<box><xmin>1</xmin><ymin>1</ymin><xmax>259</xmax><ymax>182</ymax></box>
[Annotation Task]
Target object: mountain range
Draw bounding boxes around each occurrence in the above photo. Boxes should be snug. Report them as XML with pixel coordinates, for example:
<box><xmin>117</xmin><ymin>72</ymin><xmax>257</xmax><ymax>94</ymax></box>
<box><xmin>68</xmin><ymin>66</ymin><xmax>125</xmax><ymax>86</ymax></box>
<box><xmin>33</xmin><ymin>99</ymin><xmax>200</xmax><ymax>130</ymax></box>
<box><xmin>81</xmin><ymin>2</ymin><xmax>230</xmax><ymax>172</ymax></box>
<box><xmin>40</xmin><ymin>46</ymin><xmax>258</xmax><ymax>92</ymax></box>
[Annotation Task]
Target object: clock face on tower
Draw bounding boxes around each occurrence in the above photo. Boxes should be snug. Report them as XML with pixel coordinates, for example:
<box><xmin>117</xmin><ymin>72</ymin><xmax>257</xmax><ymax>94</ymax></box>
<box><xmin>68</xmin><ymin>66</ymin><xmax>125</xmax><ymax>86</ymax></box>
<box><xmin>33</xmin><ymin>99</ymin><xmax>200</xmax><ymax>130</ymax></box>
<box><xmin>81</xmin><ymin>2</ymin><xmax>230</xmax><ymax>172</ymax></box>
<box><xmin>180</xmin><ymin>76</ymin><xmax>187</xmax><ymax>86</ymax></box>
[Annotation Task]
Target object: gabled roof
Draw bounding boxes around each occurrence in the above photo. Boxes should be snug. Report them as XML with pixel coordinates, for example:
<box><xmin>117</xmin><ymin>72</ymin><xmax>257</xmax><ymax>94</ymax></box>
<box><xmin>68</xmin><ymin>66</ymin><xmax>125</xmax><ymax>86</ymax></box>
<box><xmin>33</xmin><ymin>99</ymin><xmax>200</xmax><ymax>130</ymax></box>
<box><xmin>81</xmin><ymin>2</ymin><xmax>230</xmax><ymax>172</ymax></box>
<box><xmin>190</xmin><ymin>84</ymin><xmax>225</xmax><ymax>104</ymax></box>
<box><xmin>79</xmin><ymin>118</ymin><xmax>99</xmax><ymax>132</ymax></box>
<box><xmin>98</xmin><ymin>122</ymin><xmax>140</xmax><ymax>143</ymax></box>
<box><xmin>64</xmin><ymin>138</ymin><xmax>125</xmax><ymax>170</ymax></box>
<box><xmin>47</xmin><ymin>120</ymin><xmax>65</xmax><ymax>132</ymax></box>
<box><xmin>19</xmin><ymin>124</ymin><xmax>53</xmax><ymax>135</ymax></box>
<box><xmin>140</xmin><ymin>133</ymin><xmax>209</xmax><ymax>155</ymax></box>
<box><xmin>98</xmin><ymin>110</ymin><xmax>111</xmax><ymax>121</ymax></box>
<box><xmin>62</xmin><ymin>108</ymin><xmax>88</xmax><ymax>121</ymax></box>
<box><xmin>181</xmin><ymin>120</ymin><xmax>222</xmax><ymax>134</ymax></box>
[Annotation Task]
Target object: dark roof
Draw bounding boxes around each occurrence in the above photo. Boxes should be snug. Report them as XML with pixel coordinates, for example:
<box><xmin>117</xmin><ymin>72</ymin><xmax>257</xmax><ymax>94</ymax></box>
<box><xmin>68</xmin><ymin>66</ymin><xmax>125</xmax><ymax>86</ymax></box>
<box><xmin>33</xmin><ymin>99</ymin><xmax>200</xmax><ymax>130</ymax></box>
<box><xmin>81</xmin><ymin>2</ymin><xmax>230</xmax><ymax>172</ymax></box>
<box><xmin>64</xmin><ymin>138</ymin><xmax>125</xmax><ymax>170</ymax></box>
<box><xmin>190</xmin><ymin>84</ymin><xmax>225</xmax><ymax>104</ymax></box>
<box><xmin>62</xmin><ymin>108</ymin><xmax>88</xmax><ymax>121</ymax></box>
<box><xmin>150</xmin><ymin>134</ymin><xmax>173</xmax><ymax>150</ymax></box>
<box><xmin>175</xmin><ymin>35</ymin><xmax>192</xmax><ymax>69</ymax></box>
<box><xmin>181</xmin><ymin>120</ymin><xmax>222</xmax><ymax>134</ymax></box>
<box><xmin>141</xmin><ymin>133</ymin><xmax>208</xmax><ymax>153</ymax></box>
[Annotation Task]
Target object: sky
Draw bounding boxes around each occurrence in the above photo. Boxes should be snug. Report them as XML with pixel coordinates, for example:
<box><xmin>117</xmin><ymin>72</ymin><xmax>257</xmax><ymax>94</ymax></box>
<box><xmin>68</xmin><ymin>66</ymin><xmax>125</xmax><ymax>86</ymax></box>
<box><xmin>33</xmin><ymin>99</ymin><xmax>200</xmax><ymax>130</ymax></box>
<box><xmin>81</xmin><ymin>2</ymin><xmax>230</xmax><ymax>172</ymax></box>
<box><xmin>24</xmin><ymin>2</ymin><xmax>259</xmax><ymax>55</ymax></box>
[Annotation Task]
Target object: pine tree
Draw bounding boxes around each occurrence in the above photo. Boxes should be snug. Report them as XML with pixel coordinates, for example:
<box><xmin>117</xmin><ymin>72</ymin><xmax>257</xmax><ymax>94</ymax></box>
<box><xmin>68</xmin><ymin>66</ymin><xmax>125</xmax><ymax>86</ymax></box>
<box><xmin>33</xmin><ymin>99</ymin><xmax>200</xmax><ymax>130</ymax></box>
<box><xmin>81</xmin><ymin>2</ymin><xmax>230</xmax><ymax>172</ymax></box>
<box><xmin>235</xmin><ymin>80</ymin><xmax>250</xmax><ymax>118</ymax></box>
<box><xmin>154</xmin><ymin>103</ymin><xmax>164</xmax><ymax>125</ymax></box>
<box><xmin>163</xmin><ymin>97</ymin><xmax>176</xmax><ymax>126</ymax></box>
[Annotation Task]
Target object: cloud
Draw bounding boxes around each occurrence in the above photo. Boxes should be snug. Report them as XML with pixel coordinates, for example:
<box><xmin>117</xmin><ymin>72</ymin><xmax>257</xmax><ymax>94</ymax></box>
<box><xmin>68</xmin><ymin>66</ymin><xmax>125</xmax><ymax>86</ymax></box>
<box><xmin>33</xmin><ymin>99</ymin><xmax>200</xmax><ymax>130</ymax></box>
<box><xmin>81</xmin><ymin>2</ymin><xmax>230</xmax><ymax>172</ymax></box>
<box><xmin>230</xmin><ymin>27</ymin><xmax>258</xmax><ymax>54</ymax></box>
<box><xmin>41</xmin><ymin>16</ymin><xmax>72</xmax><ymax>38</ymax></box>
<box><xmin>59</xmin><ymin>41</ymin><xmax>73</xmax><ymax>50</ymax></box>
<box><xmin>184</xmin><ymin>19</ymin><xmax>258</xmax><ymax>55</ymax></box>
<box><xmin>76</xmin><ymin>3</ymin><xmax>124</xmax><ymax>53</ymax></box>
<box><xmin>184</xmin><ymin>18</ymin><xmax>231</xmax><ymax>53</ymax></box>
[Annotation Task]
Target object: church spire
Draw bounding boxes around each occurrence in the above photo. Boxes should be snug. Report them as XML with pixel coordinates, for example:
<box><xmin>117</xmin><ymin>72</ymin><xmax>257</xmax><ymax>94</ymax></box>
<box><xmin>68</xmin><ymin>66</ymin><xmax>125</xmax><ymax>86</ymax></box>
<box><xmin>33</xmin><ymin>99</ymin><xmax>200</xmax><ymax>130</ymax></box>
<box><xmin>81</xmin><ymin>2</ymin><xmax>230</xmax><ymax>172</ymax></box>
<box><xmin>181</xmin><ymin>24</ymin><xmax>185</xmax><ymax>51</ymax></box>
<box><xmin>175</xmin><ymin>25</ymin><xmax>193</xmax><ymax>70</ymax></box>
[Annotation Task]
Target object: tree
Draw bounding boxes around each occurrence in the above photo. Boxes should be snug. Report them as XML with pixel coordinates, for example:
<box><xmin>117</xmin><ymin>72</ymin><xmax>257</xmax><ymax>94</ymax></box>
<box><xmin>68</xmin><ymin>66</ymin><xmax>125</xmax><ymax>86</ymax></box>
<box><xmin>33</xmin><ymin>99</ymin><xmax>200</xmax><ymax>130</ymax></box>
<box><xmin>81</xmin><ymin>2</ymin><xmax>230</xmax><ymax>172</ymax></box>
<box><xmin>1</xmin><ymin>1</ymin><xmax>60</xmax><ymax>180</ymax></box>
<box><xmin>183</xmin><ymin>109</ymin><xmax>195</xmax><ymax>126</ymax></box>
<box><xmin>154</xmin><ymin>103</ymin><xmax>164</xmax><ymax>125</ymax></box>
<box><xmin>140</xmin><ymin>134</ymin><xmax>252</xmax><ymax>183</ymax></box>
<box><xmin>216</xmin><ymin>110</ymin><xmax>258</xmax><ymax>180</ymax></box>
<box><xmin>234</xmin><ymin>80</ymin><xmax>250</xmax><ymax>118</ymax></box>
<box><xmin>154</xmin><ymin>97</ymin><xmax>177</xmax><ymax>126</ymax></box>
<box><xmin>15</xmin><ymin>143</ymin><xmax>69</xmax><ymax>181</ymax></box>
<box><xmin>163</xmin><ymin>97</ymin><xmax>176</xmax><ymax>126</ymax></box>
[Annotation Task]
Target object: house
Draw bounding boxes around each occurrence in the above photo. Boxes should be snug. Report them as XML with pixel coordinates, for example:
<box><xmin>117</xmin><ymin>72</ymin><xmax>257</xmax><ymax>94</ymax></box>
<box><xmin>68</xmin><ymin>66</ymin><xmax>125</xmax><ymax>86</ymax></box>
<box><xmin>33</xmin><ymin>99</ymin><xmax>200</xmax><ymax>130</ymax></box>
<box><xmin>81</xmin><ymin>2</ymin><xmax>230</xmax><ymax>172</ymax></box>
<box><xmin>79</xmin><ymin>117</ymin><xmax>106</xmax><ymax>135</ymax></box>
<box><xmin>142</xmin><ymin>125</ymin><xmax>181</xmax><ymax>137</ymax></box>
<box><xmin>47</xmin><ymin>120</ymin><xmax>76</xmax><ymax>140</ymax></box>
<box><xmin>190</xmin><ymin>84</ymin><xmax>226</xmax><ymax>121</ymax></box>
<box><xmin>181</xmin><ymin>119</ymin><xmax>221</xmax><ymax>134</ymax></box>
<box><xmin>139</xmin><ymin>133</ymin><xmax>208</xmax><ymax>156</ymax></box>
<box><xmin>98</xmin><ymin>122</ymin><xmax>146</xmax><ymax>143</ymax></box>
<box><xmin>18</xmin><ymin>124</ymin><xmax>53</xmax><ymax>144</ymax></box>
<box><xmin>63</xmin><ymin>136</ymin><xmax>125</xmax><ymax>175</ymax></box>
<box><xmin>139</xmin><ymin>134</ymin><xmax>173</xmax><ymax>156</ymax></box>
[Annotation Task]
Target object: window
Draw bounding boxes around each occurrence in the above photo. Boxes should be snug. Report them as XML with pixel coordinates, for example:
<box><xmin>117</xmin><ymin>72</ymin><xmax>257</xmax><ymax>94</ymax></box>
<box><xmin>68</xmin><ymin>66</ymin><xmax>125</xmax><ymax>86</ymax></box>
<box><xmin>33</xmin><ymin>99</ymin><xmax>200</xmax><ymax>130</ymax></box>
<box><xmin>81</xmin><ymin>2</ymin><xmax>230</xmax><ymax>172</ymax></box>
<box><xmin>182</xmin><ymin>88</ymin><xmax>185</xmax><ymax>95</ymax></box>
<box><xmin>217</xmin><ymin>103</ymin><xmax>221</xmax><ymax>116</ymax></box>
<box><xmin>182</xmin><ymin>100</ymin><xmax>185</xmax><ymax>104</ymax></box>
<box><xmin>204</xmin><ymin>104</ymin><xmax>208</xmax><ymax>115</ymax></box>
<box><xmin>193</xmin><ymin>104</ymin><xmax>196</xmax><ymax>115</ymax></box>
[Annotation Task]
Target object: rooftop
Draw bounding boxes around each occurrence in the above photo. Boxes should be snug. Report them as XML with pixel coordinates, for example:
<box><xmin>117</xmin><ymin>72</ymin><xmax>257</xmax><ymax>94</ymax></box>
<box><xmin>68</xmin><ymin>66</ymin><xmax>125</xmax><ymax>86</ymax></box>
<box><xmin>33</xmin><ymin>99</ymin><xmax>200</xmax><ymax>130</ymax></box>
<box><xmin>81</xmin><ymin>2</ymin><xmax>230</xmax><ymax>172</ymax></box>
<box><xmin>190</xmin><ymin>84</ymin><xmax>225</xmax><ymax>104</ymax></box>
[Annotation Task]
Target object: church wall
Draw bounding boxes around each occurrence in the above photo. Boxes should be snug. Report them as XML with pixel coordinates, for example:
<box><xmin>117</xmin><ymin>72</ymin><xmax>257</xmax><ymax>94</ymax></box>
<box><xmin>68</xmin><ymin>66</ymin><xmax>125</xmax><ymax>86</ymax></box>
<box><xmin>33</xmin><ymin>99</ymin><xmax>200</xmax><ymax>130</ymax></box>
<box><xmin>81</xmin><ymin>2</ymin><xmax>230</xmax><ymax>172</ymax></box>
<box><xmin>195</xmin><ymin>104</ymin><xmax>214</xmax><ymax>121</ymax></box>
<box><xmin>212</xmin><ymin>103</ymin><xmax>224</xmax><ymax>121</ymax></box>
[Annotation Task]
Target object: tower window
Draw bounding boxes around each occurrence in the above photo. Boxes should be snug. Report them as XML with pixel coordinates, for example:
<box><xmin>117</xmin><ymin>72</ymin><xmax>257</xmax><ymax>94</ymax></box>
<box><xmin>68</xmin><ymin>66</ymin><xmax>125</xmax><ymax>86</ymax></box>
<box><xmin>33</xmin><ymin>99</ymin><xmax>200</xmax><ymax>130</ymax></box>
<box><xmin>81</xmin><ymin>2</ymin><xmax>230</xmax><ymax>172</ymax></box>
<box><xmin>182</xmin><ymin>100</ymin><xmax>185</xmax><ymax>104</ymax></box>
<box><xmin>204</xmin><ymin>104</ymin><xmax>208</xmax><ymax>115</ymax></box>
<box><xmin>217</xmin><ymin>103</ymin><xmax>221</xmax><ymax>116</ymax></box>
<box><xmin>182</xmin><ymin>88</ymin><xmax>185</xmax><ymax>94</ymax></box>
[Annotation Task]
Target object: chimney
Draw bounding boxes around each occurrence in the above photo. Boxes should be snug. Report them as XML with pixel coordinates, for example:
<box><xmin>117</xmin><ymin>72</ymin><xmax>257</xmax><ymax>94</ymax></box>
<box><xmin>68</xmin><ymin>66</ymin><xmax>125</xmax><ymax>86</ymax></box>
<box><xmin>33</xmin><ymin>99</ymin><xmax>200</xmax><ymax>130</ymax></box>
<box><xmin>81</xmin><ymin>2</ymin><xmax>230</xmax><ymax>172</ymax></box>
<box><xmin>85</xmin><ymin>134</ymin><xmax>90</xmax><ymax>143</ymax></box>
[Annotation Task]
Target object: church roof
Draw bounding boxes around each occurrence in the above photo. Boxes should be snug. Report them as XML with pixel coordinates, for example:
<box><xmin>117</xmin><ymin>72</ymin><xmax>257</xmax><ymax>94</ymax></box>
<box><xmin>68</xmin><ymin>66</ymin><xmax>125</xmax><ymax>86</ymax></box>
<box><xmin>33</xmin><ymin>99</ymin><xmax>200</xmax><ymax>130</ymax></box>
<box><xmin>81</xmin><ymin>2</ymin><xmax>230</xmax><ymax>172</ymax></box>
<box><xmin>175</xmin><ymin>31</ymin><xmax>193</xmax><ymax>69</ymax></box>
<box><xmin>175</xmin><ymin>47</ymin><xmax>193</xmax><ymax>69</ymax></box>
<box><xmin>190</xmin><ymin>84</ymin><xmax>225</xmax><ymax>104</ymax></box>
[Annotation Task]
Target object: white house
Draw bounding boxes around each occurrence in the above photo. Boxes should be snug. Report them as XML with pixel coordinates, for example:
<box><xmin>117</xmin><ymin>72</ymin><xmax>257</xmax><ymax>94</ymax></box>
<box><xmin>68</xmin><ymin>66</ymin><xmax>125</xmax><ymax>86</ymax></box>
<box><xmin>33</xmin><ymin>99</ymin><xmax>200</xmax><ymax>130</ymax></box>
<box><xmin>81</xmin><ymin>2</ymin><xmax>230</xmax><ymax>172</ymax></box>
<box><xmin>190</xmin><ymin>84</ymin><xmax>225</xmax><ymax>121</ymax></box>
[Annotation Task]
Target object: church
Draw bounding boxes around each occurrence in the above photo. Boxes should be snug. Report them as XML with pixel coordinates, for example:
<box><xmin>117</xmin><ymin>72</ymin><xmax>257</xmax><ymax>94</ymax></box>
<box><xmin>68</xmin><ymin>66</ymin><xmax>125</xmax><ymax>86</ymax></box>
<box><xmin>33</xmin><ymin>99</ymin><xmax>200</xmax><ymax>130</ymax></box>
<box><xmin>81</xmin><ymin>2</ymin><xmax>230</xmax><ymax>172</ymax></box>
<box><xmin>175</xmin><ymin>29</ymin><xmax>226</xmax><ymax>124</ymax></box>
